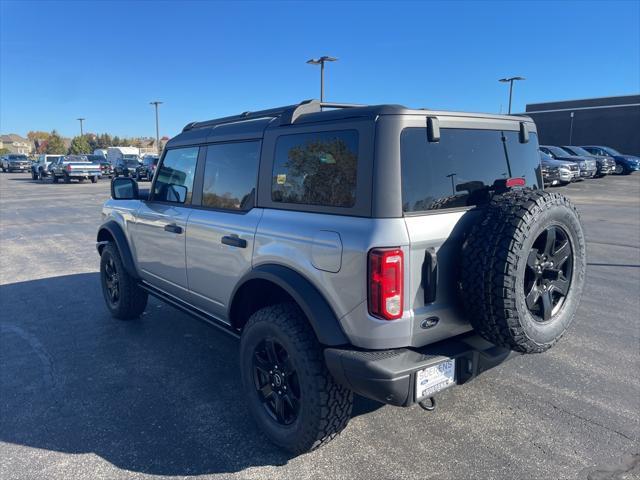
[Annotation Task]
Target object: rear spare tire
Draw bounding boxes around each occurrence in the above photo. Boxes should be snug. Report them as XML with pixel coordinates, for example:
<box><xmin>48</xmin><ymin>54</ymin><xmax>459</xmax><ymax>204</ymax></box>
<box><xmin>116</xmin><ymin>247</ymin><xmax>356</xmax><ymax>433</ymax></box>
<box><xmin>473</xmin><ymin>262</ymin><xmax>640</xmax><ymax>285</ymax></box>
<box><xmin>461</xmin><ymin>189</ymin><xmax>586</xmax><ymax>353</ymax></box>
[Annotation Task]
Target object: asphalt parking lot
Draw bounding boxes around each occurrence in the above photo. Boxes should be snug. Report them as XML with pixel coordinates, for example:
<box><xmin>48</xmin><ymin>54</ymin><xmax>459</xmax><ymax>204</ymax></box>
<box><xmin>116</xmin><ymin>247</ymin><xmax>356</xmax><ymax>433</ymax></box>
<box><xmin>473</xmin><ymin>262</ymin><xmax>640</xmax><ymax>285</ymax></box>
<box><xmin>0</xmin><ymin>172</ymin><xmax>638</xmax><ymax>480</ymax></box>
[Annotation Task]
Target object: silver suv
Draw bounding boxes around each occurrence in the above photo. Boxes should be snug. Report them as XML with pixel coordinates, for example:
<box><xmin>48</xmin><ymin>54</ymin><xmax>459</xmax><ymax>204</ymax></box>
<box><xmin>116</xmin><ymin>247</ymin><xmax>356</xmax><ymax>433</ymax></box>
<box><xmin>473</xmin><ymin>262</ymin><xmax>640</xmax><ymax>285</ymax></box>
<box><xmin>97</xmin><ymin>100</ymin><xmax>586</xmax><ymax>453</ymax></box>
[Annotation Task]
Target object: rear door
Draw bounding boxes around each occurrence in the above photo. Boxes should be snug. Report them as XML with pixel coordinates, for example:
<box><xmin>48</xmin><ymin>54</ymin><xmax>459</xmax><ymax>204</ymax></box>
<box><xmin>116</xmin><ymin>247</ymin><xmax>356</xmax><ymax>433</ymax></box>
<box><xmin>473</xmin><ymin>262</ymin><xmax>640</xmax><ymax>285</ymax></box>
<box><xmin>185</xmin><ymin>141</ymin><xmax>262</xmax><ymax>319</ymax></box>
<box><xmin>131</xmin><ymin>146</ymin><xmax>200</xmax><ymax>297</ymax></box>
<box><xmin>399</xmin><ymin>117</ymin><xmax>542</xmax><ymax>345</ymax></box>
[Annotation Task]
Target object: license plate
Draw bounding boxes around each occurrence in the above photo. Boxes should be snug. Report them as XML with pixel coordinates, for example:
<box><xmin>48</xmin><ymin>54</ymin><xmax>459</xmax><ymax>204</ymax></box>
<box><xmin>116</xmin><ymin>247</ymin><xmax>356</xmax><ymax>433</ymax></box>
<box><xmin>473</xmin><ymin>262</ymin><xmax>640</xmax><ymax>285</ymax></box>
<box><xmin>415</xmin><ymin>359</ymin><xmax>456</xmax><ymax>400</ymax></box>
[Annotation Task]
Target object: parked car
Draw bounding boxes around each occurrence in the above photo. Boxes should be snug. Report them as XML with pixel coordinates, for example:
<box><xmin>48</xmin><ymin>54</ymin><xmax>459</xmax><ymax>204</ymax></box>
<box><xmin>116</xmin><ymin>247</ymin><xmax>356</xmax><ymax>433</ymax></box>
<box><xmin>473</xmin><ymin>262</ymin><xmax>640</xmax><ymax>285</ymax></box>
<box><xmin>1</xmin><ymin>154</ymin><xmax>31</xmax><ymax>172</ymax></box>
<box><xmin>97</xmin><ymin>100</ymin><xmax>586</xmax><ymax>453</ymax></box>
<box><xmin>539</xmin><ymin>145</ymin><xmax>597</xmax><ymax>179</ymax></box>
<box><xmin>113</xmin><ymin>158</ymin><xmax>140</xmax><ymax>177</ymax></box>
<box><xmin>539</xmin><ymin>151</ymin><xmax>579</xmax><ymax>185</ymax></box>
<box><xmin>581</xmin><ymin>145</ymin><xmax>640</xmax><ymax>175</ymax></box>
<box><xmin>560</xmin><ymin>146</ymin><xmax>615</xmax><ymax>177</ymax></box>
<box><xmin>135</xmin><ymin>155</ymin><xmax>159</xmax><ymax>181</ymax></box>
<box><xmin>100</xmin><ymin>161</ymin><xmax>114</xmax><ymax>177</ymax></box>
<box><xmin>30</xmin><ymin>154</ymin><xmax>64</xmax><ymax>180</ymax></box>
<box><xmin>49</xmin><ymin>155</ymin><xmax>102</xmax><ymax>183</ymax></box>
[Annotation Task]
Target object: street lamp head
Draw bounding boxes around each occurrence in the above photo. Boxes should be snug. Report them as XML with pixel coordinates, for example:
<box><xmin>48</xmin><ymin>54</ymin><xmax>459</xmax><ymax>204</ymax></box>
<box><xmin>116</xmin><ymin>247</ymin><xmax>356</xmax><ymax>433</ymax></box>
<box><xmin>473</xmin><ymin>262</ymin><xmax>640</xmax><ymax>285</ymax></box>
<box><xmin>499</xmin><ymin>76</ymin><xmax>525</xmax><ymax>82</ymax></box>
<box><xmin>307</xmin><ymin>56</ymin><xmax>338</xmax><ymax>65</ymax></box>
<box><xmin>149</xmin><ymin>101</ymin><xmax>163</xmax><ymax>106</ymax></box>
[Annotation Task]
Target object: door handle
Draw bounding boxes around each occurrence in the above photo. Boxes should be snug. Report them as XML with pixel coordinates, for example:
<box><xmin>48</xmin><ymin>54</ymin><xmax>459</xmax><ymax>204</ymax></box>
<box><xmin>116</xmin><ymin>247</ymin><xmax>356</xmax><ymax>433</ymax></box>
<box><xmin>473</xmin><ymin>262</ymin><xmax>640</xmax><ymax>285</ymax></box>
<box><xmin>164</xmin><ymin>224</ymin><xmax>183</xmax><ymax>234</ymax></box>
<box><xmin>221</xmin><ymin>235</ymin><xmax>247</xmax><ymax>248</ymax></box>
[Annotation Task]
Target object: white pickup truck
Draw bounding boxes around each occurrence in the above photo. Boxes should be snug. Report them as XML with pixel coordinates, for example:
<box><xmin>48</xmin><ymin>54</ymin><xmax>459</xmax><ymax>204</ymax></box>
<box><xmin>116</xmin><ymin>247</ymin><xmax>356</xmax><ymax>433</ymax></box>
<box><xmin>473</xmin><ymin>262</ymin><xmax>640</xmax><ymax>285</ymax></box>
<box><xmin>48</xmin><ymin>155</ymin><xmax>102</xmax><ymax>183</ymax></box>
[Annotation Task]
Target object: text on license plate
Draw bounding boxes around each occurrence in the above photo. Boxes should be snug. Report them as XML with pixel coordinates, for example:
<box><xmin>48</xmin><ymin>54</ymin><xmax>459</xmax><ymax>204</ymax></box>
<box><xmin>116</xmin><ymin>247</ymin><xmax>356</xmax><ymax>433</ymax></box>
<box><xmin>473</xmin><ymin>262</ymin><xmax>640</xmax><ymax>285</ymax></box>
<box><xmin>415</xmin><ymin>359</ymin><xmax>456</xmax><ymax>400</ymax></box>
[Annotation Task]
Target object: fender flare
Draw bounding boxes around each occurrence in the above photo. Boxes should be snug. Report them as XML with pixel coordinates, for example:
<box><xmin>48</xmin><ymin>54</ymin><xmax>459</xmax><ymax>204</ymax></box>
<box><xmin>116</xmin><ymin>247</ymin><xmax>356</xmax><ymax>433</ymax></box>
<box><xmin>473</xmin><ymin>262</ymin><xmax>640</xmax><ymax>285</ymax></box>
<box><xmin>96</xmin><ymin>220</ymin><xmax>140</xmax><ymax>279</ymax></box>
<box><xmin>230</xmin><ymin>264</ymin><xmax>350</xmax><ymax>346</ymax></box>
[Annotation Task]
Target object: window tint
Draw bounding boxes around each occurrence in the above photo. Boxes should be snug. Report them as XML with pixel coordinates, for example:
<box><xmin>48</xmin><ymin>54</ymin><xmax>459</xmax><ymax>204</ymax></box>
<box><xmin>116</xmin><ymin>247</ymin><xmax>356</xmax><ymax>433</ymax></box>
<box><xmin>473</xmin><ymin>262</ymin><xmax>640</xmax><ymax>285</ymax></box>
<box><xmin>201</xmin><ymin>141</ymin><xmax>260</xmax><ymax>211</ymax></box>
<box><xmin>153</xmin><ymin>147</ymin><xmax>198</xmax><ymax>204</ymax></box>
<box><xmin>272</xmin><ymin>130</ymin><xmax>358</xmax><ymax>208</ymax></box>
<box><xmin>401</xmin><ymin>128</ymin><xmax>541</xmax><ymax>213</ymax></box>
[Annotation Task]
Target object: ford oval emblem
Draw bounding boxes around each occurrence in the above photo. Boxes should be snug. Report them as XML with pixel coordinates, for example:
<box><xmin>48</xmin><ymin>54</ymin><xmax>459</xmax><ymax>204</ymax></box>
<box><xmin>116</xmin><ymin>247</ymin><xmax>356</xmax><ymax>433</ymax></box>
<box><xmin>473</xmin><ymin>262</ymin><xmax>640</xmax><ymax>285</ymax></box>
<box><xmin>420</xmin><ymin>316</ymin><xmax>439</xmax><ymax>329</ymax></box>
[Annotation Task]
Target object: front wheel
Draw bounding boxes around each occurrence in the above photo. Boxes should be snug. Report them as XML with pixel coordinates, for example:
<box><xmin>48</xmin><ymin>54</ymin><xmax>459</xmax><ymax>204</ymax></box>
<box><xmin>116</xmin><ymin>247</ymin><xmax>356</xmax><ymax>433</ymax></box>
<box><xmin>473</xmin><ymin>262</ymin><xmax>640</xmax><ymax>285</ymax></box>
<box><xmin>240</xmin><ymin>303</ymin><xmax>353</xmax><ymax>454</ymax></box>
<box><xmin>100</xmin><ymin>243</ymin><xmax>148</xmax><ymax>320</ymax></box>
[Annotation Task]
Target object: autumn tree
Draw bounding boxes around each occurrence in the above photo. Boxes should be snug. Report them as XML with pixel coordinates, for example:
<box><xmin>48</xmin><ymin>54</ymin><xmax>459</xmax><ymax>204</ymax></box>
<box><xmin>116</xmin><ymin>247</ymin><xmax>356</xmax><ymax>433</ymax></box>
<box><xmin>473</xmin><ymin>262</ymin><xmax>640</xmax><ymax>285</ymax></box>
<box><xmin>45</xmin><ymin>130</ymin><xmax>66</xmax><ymax>154</ymax></box>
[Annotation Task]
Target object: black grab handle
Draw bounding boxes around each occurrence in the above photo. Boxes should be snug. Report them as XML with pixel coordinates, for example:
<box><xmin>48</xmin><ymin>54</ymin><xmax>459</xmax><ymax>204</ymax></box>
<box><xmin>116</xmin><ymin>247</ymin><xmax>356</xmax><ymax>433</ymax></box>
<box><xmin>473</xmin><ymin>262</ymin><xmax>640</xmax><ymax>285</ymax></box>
<box><xmin>164</xmin><ymin>224</ymin><xmax>183</xmax><ymax>234</ymax></box>
<box><xmin>221</xmin><ymin>235</ymin><xmax>247</xmax><ymax>248</ymax></box>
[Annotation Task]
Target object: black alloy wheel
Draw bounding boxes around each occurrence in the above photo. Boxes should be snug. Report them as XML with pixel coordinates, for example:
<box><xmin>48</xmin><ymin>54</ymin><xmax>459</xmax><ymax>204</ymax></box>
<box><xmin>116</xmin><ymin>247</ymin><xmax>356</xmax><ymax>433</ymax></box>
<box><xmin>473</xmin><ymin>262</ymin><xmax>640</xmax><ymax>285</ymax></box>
<box><xmin>103</xmin><ymin>256</ymin><xmax>120</xmax><ymax>306</ymax></box>
<box><xmin>524</xmin><ymin>225</ymin><xmax>573</xmax><ymax>322</ymax></box>
<box><xmin>252</xmin><ymin>338</ymin><xmax>300</xmax><ymax>426</ymax></box>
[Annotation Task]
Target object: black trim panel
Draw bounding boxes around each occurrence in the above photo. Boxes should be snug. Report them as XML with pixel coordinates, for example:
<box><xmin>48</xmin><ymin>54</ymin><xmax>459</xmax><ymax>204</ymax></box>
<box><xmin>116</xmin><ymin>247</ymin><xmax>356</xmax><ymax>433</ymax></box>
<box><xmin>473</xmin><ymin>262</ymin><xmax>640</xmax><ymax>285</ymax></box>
<box><xmin>230</xmin><ymin>264</ymin><xmax>349</xmax><ymax>346</ymax></box>
<box><xmin>96</xmin><ymin>220</ymin><xmax>139</xmax><ymax>279</ymax></box>
<box><xmin>139</xmin><ymin>281</ymin><xmax>240</xmax><ymax>339</ymax></box>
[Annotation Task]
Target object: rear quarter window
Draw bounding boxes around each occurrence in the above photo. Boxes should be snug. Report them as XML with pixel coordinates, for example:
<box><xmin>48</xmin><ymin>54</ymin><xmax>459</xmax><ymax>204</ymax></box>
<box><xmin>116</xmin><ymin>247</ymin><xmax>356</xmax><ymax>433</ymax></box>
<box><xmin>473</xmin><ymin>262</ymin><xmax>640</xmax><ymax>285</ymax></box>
<box><xmin>271</xmin><ymin>130</ymin><xmax>358</xmax><ymax>208</ymax></box>
<box><xmin>401</xmin><ymin>128</ymin><xmax>541</xmax><ymax>213</ymax></box>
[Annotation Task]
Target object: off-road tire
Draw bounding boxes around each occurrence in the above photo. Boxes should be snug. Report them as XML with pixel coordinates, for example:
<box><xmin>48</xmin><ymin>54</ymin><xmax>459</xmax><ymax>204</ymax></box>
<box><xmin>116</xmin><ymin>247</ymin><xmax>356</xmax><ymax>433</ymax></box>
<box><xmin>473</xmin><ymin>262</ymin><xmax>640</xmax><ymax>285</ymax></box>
<box><xmin>461</xmin><ymin>189</ymin><xmax>586</xmax><ymax>353</ymax></box>
<box><xmin>240</xmin><ymin>303</ymin><xmax>353</xmax><ymax>454</ymax></box>
<box><xmin>100</xmin><ymin>243</ymin><xmax>147</xmax><ymax>320</ymax></box>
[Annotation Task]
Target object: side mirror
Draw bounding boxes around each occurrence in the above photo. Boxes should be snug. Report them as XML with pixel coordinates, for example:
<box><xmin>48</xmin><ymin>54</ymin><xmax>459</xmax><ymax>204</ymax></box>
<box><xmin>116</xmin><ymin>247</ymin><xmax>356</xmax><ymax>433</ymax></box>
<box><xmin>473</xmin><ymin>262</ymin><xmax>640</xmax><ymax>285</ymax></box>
<box><xmin>166</xmin><ymin>184</ymin><xmax>188</xmax><ymax>203</ymax></box>
<box><xmin>111</xmin><ymin>177</ymin><xmax>139</xmax><ymax>200</ymax></box>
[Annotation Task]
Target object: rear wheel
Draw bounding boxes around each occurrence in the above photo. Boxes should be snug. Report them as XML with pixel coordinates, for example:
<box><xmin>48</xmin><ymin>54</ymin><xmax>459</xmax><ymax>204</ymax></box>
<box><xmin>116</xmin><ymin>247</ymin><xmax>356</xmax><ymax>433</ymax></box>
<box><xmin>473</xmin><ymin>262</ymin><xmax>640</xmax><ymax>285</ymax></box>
<box><xmin>240</xmin><ymin>303</ymin><xmax>353</xmax><ymax>454</ymax></box>
<box><xmin>63</xmin><ymin>174</ymin><xmax>70</xmax><ymax>184</ymax></box>
<box><xmin>52</xmin><ymin>174</ymin><xmax>59</xmax><ymax>183</ymax></box>
<box><xmin>100</xmin><ymin>243</ymin><xmax>147</xmax><ymax>320</ymax></box>
<box><xmin>91</xmin><ymin>176</ymin><xmax>98</xmax><ymax>183</ymax></box>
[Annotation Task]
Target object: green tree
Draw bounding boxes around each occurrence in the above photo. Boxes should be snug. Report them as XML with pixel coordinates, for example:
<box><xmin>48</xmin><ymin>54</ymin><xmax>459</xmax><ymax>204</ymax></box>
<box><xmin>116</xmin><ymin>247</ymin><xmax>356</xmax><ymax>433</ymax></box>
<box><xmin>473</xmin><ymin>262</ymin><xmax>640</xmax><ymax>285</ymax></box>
<box><xmin>69</xmin><ymin>135</ymin><xmax>91</xmax><ymax>154</ymax></box>
<box><xmin>45</xmin><ymin>130</ymin><xmax>66</xmax><ymax>154</ymax></box>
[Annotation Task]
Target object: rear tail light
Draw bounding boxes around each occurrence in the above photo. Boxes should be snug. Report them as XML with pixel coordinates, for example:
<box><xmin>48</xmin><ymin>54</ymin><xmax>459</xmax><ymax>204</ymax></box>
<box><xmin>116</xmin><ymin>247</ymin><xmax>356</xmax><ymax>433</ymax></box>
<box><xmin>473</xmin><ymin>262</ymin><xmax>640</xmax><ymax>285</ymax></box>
<box><xmin>66</xmin><ymin>164</ymin><xmax>72</xmax><ymax>172</ymax></box>
<box><xmin>368</xmin><ymin>248</ymin><xmax>404</xmax><ymax>320</ymax></box>
<box><xmin>505</xmin><ymin>177</ymin><xmax>526</xmax><ymax>188</ymax></box>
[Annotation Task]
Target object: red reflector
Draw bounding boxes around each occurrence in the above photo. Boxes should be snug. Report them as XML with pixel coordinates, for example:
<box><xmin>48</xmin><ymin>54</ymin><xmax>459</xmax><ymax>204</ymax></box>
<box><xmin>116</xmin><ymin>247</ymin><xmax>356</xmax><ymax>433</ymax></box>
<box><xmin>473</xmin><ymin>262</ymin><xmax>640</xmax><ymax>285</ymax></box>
<box><xmin>368</xmin><ymin>248</ymin><xmax>404</xmax><ymax>320</ymax></box>
<box><xmin>505</xmin><ymin>177</ymin><xmax>526</xmax><ymax>187</ymax></box>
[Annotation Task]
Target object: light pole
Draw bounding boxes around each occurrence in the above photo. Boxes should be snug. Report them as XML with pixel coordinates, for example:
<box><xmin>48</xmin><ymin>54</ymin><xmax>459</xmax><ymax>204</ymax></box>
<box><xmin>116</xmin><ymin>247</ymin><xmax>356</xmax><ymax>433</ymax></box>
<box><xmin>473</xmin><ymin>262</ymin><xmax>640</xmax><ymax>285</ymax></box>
<box><xmin>149</xmin><ymin>101</ymin><xmax>163</xmax><ymax>156</ymax></box>
<box><xmin>77</xmin><ymin>117</ymin><xmax>85</xmax><ymax>137</ymax></box>
<box><xmin>569</xmin><ymin>112</ymin><xmax>575</xmax><ymax>144</ymax></box>
<box><xmin>306</xmin><ymin>56</ymin><xmax>338</xmax><ymax>102</ymax></box>
<box><xmin>498</xmin><ymin>76</ymin><xmax>525</xmax><ymax>114</ymax></box>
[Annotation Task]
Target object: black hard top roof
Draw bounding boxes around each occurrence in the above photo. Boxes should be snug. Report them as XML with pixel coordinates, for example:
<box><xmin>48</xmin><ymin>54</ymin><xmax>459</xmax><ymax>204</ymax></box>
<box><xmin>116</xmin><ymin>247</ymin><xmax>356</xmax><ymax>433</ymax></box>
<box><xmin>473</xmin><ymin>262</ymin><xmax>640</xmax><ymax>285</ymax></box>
<box><xmin>166</xmin><ymin>99</ymin><xmax>534</xmax><ymax>148</ymax></box>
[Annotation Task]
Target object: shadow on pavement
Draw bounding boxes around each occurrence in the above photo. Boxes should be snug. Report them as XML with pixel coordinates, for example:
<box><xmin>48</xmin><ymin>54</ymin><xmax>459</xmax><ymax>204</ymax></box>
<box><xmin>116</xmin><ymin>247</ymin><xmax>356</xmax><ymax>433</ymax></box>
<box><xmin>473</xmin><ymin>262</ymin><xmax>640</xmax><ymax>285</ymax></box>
<box><xmin>0</xmin><ymin>273</ymin><xmax>381</xmax><ymax>475</ymax></box>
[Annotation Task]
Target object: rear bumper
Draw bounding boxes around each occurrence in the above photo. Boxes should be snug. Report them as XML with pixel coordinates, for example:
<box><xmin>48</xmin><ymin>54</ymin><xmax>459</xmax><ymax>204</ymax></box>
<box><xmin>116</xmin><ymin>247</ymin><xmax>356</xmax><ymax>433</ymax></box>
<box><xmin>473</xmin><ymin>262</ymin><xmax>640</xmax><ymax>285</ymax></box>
<box><xmin>325</xmin><ymin>333</ymin><xmax>518</xmax><ymax>407</ymax></box>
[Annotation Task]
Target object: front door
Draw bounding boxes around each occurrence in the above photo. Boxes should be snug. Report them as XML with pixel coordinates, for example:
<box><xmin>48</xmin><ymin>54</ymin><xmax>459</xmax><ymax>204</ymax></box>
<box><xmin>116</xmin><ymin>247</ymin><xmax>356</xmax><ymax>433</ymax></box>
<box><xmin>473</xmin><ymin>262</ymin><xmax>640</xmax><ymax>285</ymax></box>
<box><xmin>132</xmin><ymin>146</ymin><xmax>200</xmax><ymax>297</ymax></box>
<box><xmin>185</xmin><ymin>141</ymin><xmax>262</xmax><ymax>319</ymax></box>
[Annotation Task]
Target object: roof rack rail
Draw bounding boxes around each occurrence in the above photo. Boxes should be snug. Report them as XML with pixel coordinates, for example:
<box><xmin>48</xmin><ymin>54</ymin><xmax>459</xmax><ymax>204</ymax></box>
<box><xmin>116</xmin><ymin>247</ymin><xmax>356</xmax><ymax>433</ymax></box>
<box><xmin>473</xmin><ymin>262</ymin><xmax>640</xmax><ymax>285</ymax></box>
<box><xmin>182</xmin><ymin>99</ymin><xmax>366</xmax><ymax>132</ymax></box>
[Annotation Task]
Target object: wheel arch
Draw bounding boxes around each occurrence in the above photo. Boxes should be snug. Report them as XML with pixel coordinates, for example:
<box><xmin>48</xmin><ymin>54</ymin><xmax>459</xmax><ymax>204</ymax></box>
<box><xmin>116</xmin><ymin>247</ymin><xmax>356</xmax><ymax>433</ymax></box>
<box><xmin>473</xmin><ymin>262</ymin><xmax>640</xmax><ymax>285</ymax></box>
<box><xmin>229</xmin><ymin>264</ymin><xmax>350</xmax><ymax>347</ymax></box>
<box><xmin>96</xmin><ymin>220</ymin><xmax>140</xmax><ymax>280</ymax></box>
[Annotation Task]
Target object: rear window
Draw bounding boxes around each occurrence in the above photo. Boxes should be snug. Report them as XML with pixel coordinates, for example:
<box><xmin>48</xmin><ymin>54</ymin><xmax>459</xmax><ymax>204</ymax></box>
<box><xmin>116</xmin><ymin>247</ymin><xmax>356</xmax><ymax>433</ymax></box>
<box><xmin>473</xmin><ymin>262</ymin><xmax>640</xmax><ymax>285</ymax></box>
<box><xmin>401</xmin><ymin>128</ymin><xmax>541</xmax><ymax>213</ymax></box>
<box><xmin>271</xmin><ymin>130</ymin><xmax>358</xmax><ymax>208</ymax></box>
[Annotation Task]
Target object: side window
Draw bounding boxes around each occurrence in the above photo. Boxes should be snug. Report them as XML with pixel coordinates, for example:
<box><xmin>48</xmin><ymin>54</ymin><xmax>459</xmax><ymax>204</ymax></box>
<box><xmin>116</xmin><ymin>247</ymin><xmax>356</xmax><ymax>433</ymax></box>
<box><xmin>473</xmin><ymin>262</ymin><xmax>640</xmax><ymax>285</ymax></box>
<box><xmin>201</xmin><ymin>141</ymin><xmax>261</xmax><ymax>211</ymax></box>
<box><xmin>271</xmin><ymin>130</ymin><xmax>358</xmax><ymax>208</ymax></box>
<box><xmin>153</xmin><ymin>147</ymin><xmax>199</xmax><ymax>204</ymax></box>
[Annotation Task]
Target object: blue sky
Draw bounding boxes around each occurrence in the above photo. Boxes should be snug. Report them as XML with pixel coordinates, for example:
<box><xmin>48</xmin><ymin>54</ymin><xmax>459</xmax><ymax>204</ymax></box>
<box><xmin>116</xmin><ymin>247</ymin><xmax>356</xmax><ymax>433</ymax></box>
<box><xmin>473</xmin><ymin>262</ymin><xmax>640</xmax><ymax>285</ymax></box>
<box><xmin>1</xmin><ymin>0</ymin><xmax>638</xmax><ymax>139</ymax></box>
